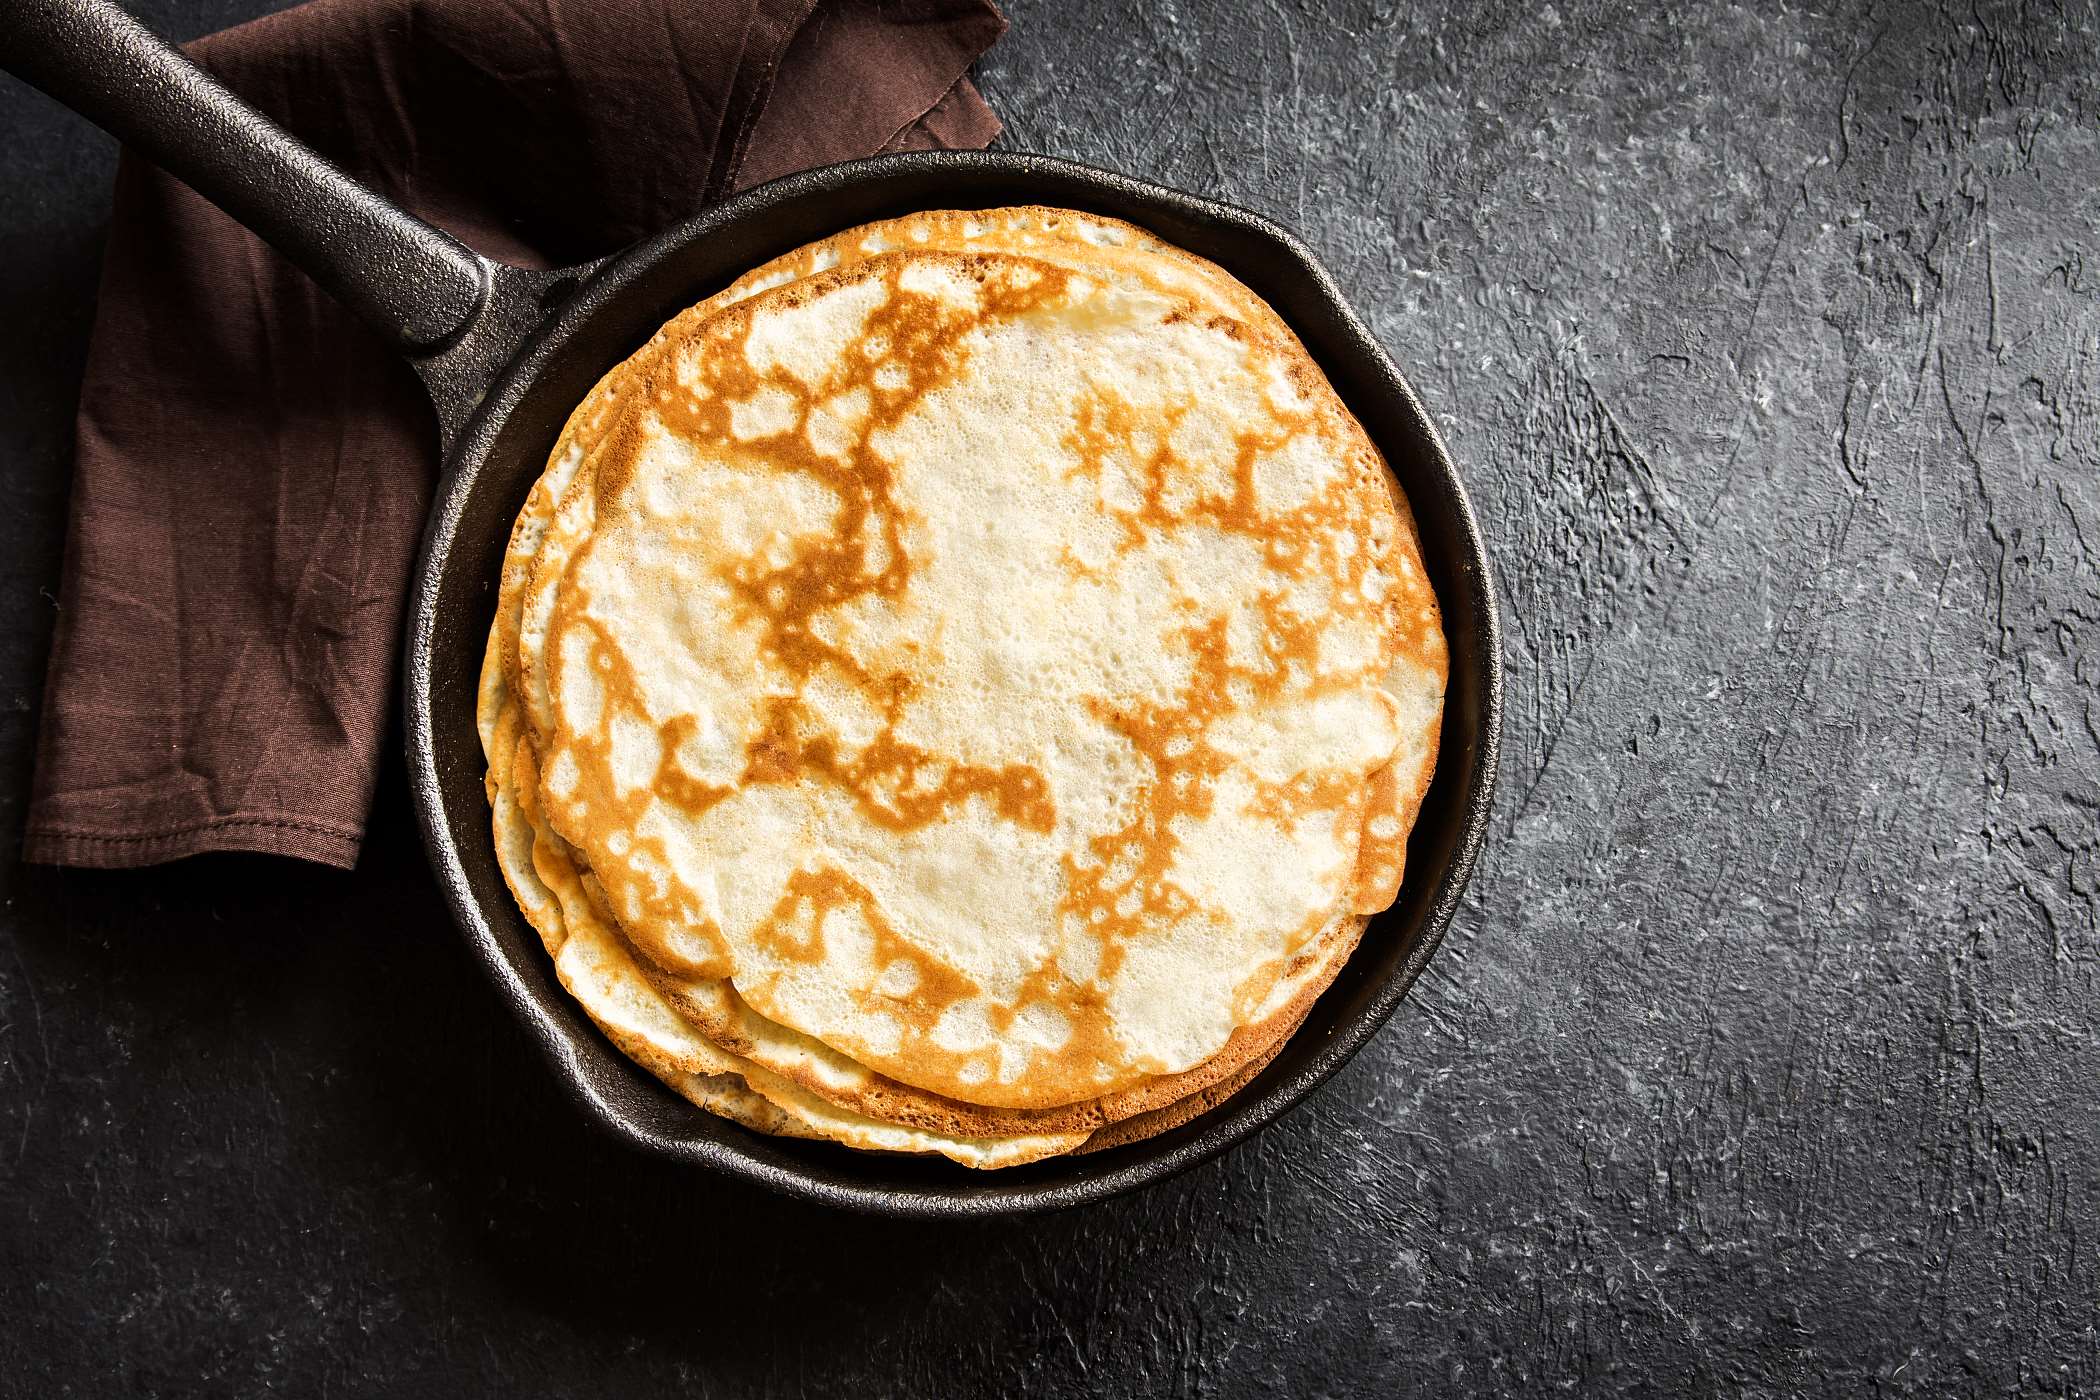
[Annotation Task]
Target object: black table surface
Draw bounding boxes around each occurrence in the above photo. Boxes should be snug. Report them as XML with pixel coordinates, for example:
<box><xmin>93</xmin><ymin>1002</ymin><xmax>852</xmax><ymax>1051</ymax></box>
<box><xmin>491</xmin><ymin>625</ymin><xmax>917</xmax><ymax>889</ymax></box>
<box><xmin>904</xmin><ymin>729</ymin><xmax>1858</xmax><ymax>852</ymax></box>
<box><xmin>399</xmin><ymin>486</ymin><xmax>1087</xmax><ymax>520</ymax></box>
<box><xmin>4</xmin><ymin>2</ymin><xmax>2097</xmax><ymax>1394</ymax></box>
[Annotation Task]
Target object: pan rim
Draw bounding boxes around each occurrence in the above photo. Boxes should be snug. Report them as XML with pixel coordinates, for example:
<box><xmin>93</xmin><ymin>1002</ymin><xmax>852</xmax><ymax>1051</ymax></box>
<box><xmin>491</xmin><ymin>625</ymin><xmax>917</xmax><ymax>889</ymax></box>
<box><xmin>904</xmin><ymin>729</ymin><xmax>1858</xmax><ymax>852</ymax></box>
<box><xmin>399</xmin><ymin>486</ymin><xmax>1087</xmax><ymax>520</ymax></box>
<box><xmin>403</xmin><ymin>150</ymin><xmax>1503</xmax><ymax>1218</ymax></box>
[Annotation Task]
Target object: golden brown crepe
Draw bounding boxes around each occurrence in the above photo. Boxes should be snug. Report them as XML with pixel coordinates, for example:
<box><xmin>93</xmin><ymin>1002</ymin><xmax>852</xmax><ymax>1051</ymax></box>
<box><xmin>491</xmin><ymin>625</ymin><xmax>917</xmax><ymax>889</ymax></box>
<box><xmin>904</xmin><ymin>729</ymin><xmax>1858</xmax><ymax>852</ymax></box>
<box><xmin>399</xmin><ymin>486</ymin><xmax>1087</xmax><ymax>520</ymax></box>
<box><xmin>478</xmin><ymin>209</ymin><xmax>1446</xmax><ymax>1166</ymax></box>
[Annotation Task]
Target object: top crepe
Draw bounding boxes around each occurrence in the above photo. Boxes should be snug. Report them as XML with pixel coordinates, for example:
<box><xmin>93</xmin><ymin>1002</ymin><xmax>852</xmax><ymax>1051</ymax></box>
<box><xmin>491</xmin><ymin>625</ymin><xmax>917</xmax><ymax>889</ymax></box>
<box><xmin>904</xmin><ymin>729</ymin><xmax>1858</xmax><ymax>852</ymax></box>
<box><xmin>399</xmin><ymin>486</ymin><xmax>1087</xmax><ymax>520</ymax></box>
<box><xmin>505</xmin><ymin>211</ymin><xmax>1446</xmax><ymax>1117</ymax></box>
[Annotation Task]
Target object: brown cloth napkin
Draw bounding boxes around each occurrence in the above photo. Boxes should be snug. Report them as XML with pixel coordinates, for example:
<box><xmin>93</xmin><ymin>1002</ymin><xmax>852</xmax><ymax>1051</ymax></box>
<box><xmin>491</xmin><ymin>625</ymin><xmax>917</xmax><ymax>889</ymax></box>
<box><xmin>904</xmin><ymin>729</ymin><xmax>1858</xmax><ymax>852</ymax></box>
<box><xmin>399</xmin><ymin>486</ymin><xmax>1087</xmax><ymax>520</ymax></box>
<box><xmin>25</xmin><ymin>0</ymin><xmax>1006</xmax><ymax>870</ymax></box>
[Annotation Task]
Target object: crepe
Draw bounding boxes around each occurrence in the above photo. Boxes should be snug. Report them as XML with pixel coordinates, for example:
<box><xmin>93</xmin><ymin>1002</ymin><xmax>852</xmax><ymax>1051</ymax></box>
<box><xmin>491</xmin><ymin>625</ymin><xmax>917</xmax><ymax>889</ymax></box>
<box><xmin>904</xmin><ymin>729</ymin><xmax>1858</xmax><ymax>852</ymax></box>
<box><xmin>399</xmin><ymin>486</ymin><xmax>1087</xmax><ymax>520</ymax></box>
<box><xmin>501</xmin><ymin>211</ymin><xmax>1400</xmax><ymax>1141</ymax></box>
<box><xmin>479</xmin><ymin>209</ymin><xmax>1446</xmax><ymax>1166</ymax></box>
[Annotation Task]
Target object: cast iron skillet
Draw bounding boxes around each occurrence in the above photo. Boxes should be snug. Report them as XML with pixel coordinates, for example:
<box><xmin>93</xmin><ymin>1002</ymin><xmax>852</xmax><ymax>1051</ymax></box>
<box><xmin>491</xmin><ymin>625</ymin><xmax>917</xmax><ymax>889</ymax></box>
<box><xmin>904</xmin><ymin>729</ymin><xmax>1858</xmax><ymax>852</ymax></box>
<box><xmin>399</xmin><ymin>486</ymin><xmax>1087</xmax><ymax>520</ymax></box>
<box><xmin>3</xmin><ymin>0</ymin><xmax>1502</xmax><ymax>1216</ymax></box>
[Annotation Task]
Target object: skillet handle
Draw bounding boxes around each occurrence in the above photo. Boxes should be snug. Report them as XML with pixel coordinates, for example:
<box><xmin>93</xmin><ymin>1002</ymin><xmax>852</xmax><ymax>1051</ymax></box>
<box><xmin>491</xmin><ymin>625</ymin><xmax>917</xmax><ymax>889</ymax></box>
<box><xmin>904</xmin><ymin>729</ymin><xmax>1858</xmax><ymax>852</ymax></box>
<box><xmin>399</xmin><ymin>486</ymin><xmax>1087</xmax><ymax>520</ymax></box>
<box><xmin>0</xmin><ymin>0</ymin><xmax>494</xmax><ymax>361</ymax></box>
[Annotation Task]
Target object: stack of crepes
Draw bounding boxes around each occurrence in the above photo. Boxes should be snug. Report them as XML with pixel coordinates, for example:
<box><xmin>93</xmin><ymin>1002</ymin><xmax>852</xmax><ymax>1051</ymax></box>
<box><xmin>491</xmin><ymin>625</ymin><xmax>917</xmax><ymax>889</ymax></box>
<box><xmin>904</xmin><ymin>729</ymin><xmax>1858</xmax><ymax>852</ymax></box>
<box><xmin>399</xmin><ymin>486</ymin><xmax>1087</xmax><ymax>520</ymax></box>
<box><xmin>477</xmin><ymin>207</ymin><xmax>1449</xmax><ymax>1168</ymax></box>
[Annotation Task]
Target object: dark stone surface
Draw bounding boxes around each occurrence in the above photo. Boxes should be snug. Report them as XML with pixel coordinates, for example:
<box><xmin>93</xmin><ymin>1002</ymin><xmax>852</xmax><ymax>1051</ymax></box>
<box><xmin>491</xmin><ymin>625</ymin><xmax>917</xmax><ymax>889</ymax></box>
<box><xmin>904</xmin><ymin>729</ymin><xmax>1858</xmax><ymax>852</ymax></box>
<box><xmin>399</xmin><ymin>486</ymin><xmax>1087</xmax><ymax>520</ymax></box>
<box><xmin>2</xmin><ymin>0</ymin><xmax>2096</xmax><ymax>1393</ymax></box>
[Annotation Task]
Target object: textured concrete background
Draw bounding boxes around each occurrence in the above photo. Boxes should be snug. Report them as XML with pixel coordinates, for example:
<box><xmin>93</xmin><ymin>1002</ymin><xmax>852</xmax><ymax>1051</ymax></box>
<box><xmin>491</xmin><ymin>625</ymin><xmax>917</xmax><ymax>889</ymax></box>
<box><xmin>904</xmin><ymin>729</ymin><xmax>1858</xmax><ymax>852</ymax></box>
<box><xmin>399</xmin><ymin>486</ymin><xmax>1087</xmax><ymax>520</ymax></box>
<box><xmin>3</xmin><ymin>1</ymin><xmax>2097</xmax><ymax>1394</ymax></box>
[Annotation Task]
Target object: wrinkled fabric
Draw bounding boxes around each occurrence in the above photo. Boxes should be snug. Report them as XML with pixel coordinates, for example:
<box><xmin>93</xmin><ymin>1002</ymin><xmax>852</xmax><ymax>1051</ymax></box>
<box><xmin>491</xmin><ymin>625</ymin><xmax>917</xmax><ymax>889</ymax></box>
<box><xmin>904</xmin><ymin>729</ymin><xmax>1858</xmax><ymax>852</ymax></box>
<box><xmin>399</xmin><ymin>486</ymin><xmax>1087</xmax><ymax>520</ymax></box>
<box><xmin>25</xmin><ymin>0</ymin><xmax>1005</xmax><ymax>870</ymax></box>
